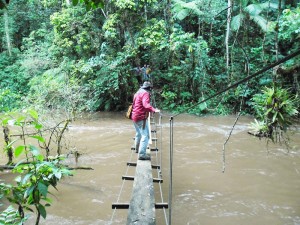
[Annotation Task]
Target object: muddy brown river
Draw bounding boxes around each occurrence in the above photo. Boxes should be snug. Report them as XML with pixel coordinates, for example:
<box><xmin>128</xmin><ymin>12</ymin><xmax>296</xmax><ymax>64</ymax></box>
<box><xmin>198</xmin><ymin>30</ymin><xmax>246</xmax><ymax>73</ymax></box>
<box><xmin>1</xmin><ymin>112</ymin><xmax>300</xmax><ymax>225</ymax></box>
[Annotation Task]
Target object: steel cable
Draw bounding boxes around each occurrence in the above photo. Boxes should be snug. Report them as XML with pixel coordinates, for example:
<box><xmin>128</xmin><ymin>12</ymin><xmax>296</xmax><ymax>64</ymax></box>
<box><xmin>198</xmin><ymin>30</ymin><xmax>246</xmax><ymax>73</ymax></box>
<box><xmin>109</xmin><ymin>141</ymin><xmax>136</xmax><ymax>224</ymax></box>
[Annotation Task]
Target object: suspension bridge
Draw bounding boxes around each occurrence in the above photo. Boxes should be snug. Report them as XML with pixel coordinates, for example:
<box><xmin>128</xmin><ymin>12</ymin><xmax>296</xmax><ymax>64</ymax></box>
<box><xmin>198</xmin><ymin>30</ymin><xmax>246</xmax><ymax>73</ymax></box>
<box><xmin>109</xmin><ymin>49</ymin><xmax>300</xmax><ymax>225</ymax></box>
<box><xmin>110</xmin><ymin>113</ymin><xmax>172</xmax><ymax>225</ymax></box>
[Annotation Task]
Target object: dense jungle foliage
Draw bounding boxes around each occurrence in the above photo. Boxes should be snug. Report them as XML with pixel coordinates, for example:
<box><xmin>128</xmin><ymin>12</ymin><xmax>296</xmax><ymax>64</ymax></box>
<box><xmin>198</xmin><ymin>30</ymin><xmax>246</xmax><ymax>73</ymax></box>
<box><xmin>0</xmin><ymin>1</ymin><xmax>299</xmax><ymax>223</ymax></box>
<box><xmin>0</xmin><ymin>0</ymin><xmax>299</xmax><ymax>116</ymax></box>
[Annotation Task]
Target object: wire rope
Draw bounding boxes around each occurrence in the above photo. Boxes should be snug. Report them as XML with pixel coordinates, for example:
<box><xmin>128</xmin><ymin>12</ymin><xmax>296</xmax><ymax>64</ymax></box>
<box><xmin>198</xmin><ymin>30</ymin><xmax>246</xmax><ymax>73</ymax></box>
<box><xmin>171</xmin><ymin>49</ymin><xmax>300</xmax><ymax>118</ymax></box>
<box><xmin>109</xmin><ymin>141</ymin><xmax>136</xmax><ymax>224</ymax></box>
<box><xmin>151</xmin><ymin>87</ymin><xmax>169</xmax><ymax>225</ymax></box>
<box><xmin>154</xmin><ymin>114</ymin><xmax>169</xmax><ymax>225</ymax></box>
<box><xmin>127</xmin><ymin>47</ymin><xmax>300</xmax><ymax>225</ymax></box>
<box><xmin>168</xmin><ymin>116</ymin><xmax>174</xmax><ymax>225</ymax></box>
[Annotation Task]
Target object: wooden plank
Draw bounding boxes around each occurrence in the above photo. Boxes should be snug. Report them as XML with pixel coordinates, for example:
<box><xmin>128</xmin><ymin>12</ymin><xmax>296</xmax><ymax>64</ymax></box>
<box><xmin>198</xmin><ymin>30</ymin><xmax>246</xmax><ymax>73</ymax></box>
<box><xmin>151</xmin><ymin>165</ymin><xmax>160</xmax><ymax>169</ymax></box>
<box><xmin>153</xmin><ymin>178</ymin><xmax>163</xmax><ymax>183</ymax></box>
<box><xmin>122</xmin><ymin>175</ymin><xmax>135</xmax><ymax>180</ymax></box>
<box><xmin>122</xmin><ymin>175</ymin><xmax>162</xmax><ymax>183</ymax></box>
<box><xmin>155</xmin><ymin>203</ymin><xmax>168</xmax><ymax>209</ymax></box>
<box><xmin>127</xmin><ymin>162</ymin><xmax>160</xmax><ymax>170</ymax></box>
<box><xmin>112</xmin><ymin>203</ymin><xmax>129</xmax><ymax>209</ymax></box>
<box><xmin>127</xmin><ymin>162</ymin><xmax>137</xmax><ymax>167</ymax></box>
<box><xmin>112</xmin><ymin>203</ymin><xmax>168</xmax><ymax>209</ymax></box>
<box><xmin>127</xmin><ymin>160</ymin><xmax>156</xmax><ymax>225</ymax></box>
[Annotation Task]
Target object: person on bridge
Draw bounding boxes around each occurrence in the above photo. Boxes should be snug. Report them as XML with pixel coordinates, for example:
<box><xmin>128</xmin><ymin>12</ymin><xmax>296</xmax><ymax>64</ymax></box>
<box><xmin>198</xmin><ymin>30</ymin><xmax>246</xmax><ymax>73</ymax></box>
<box><xmin>131</xmin><ymin>81</ymin><xmax>160</xmax><ymax>160</ymax></box>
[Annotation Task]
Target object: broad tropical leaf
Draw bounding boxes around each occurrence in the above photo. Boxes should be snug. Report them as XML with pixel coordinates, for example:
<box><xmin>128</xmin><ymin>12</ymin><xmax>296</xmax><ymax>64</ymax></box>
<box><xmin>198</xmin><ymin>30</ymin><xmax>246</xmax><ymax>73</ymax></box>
<box><xmin>231</xmin><ymin>14</ymin><xmax>246</xmax><ymax>31</ymax></box>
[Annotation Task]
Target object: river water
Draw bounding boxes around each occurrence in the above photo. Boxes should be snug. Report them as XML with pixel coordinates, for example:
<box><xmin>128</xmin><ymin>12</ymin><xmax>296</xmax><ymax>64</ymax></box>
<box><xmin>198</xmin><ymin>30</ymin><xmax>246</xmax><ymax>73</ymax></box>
<box><xmin>0</xmin><ymin>112</ymin><xmax>300</xmax><ymax>225</ymax></box>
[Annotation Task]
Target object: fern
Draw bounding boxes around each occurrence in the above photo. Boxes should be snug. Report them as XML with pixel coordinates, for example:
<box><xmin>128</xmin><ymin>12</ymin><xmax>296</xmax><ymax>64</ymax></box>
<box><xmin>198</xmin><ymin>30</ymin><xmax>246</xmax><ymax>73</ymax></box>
<box><xmin>0</xmin><ymin>206</ymin><xmax>24</xmax><ymax>225</ymax></box>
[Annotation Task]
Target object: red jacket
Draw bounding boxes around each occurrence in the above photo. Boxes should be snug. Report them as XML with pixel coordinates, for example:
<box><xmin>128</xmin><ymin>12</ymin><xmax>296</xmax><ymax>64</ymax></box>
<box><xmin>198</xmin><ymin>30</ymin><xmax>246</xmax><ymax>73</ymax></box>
<box><xmin>132</xmin><ymin>89</ymin><xmax>156</xmax><ymax>122</ymax></box>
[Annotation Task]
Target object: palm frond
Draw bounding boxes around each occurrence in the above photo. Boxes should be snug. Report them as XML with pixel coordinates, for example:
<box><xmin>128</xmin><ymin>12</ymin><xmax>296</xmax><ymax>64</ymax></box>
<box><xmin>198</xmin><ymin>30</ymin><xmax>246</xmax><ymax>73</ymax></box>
<box><xmin>250</xmin><ymin>15</ymin><xmax>268</xmax><ymax>31</ymax></box>
<box><xmin>172</xmin><ymin>0</ymin><xmax>203</xmax><ymax>21</ymax></box>
<box><xmin>260</xmin><ymin>2</ymin><xmax>278</xmax><ymax>10</ymax></box>
<box><xmin>174</xmin><ymin>8</ymin><xmax>190</xmax><ymax>20</ymax></box>
<box><xmin>231</xmin><ymin>14</ymin><xmax>245</xmax><ymax>31</ymax></box>
<box><xmin>245</xmin><ymin>3</ymin><xmax>263</xmax><ymax>16</ymax></box>
<box><xmin>184</xmin><ymin>1</ymin><xmax>203</xmax><ymax>16</ymax></box>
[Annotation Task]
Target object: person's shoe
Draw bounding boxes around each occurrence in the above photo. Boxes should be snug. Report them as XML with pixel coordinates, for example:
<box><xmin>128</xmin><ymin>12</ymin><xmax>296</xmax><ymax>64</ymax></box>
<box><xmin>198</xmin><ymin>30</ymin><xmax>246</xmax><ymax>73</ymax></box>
<box><xmin>138</xmin><ymin>155</ymin><xmax>150</xmax><ymax>160</ymax></box>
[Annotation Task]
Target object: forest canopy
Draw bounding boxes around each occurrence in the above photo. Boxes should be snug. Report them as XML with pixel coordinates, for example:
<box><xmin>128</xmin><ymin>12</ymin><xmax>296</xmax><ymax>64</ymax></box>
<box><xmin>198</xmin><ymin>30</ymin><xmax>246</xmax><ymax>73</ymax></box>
<box><xmin>0</xmin><ymin>0</ymin><xmax>299</xmax><ymax>116</ymax></box>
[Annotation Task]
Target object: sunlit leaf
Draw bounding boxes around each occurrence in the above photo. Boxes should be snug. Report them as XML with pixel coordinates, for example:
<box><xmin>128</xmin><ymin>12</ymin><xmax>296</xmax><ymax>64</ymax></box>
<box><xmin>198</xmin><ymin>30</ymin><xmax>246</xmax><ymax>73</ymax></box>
<box><xmin>24</xmin><ymin>185</ymin><xmax>34</xmax><ymax>199</ymax></box>
<box><xmin>54</xmin><ymin>171</ymin><xmax>62</xmax><ymax>179</ymax></box>
<box><xmin>22</xmin><ymin>175</ymin><xmax>31</xmax><ymax>186</ymax></box>
<box><xmin>16</xmin><ymin>116</ymin><xmax>26</xmax><ymax>123</ymax></box>
<box><xmin>30</xmin><ymin>135</ymin><xmax>45</xmax><ymax>143</ymax></box>
<box><xmin>29</xmin><ymin>145</ymin><xmax>40</xmax><ymax>156</ymax></box>
<box><xmin>36</xmin><ymin>154</ymin><xmax>44</xmax><ymax>162</ymax></box>
<box><xmin>28</xmin><ymin>109</ymin><xmax>38</xmax><ymax>120</ymax></box>
<box><xmin>14</xmin><ymin>145</ymin><xmax>25</xmax><ymax>157</ymax></box>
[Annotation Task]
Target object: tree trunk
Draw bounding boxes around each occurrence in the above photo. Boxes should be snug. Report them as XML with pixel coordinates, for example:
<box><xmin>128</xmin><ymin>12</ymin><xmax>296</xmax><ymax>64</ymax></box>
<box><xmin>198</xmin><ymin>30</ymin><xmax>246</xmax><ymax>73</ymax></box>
<box><xmin>165</xmin><ymin>0</ymin><xmax>174</xmax><ymax>67</ymax></box>
<box><xmin>144</xmin><ymin>4</ymin><xmax>147</xmax><ymax>22</ymax></box>
<box><xmin>3</xmin><ymin>126</ymin><xmax>13</xmax><ymax>164</ymax></box>
<box><xmin>225</xmin><ymin>0</ymin><xmax>233</xmax><ymax>72</ymax></box>
<box><xmin>275</xmin><ymin>0</ymin><xmax>282</xmax><ymax>61</ymax></box>
<box><xmin>4</xmin><ymin>10</ymin><xmax>12</xmax><ymax>56</ymax></box>
<box><xmin>261</xmin><ymin>0</ymin><xmax>271</xmax><ymax>63</ymax></box>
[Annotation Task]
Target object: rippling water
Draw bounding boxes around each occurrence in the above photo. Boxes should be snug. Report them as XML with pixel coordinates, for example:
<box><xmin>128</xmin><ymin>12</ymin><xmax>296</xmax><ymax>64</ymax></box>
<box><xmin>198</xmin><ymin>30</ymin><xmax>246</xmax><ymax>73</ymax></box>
<box><xmin>1</xmin><ymin>112</ymin><xmax>299</xmax><ymax>225</ymax></box>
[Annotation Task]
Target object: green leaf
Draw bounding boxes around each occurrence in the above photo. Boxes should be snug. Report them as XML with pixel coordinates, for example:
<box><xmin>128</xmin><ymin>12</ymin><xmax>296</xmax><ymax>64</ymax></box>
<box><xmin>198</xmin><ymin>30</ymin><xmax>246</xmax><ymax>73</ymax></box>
<box><xmin>28</xmin><ymin>109</ymin><xmax>38</xmax><ymax>120</ymax></box>
<box><xmin>72</xmin><ymin>0</ymin><xmax>79</xmax><ymax>5</ymax></box>
<box><xmin>36</xmin><ymin>154</ymin><xmax>44</xmax><ymax>162</ymax></box>
<box><xmin>30</xmin><ymin>135</ymin><xmax>45</xmax><ymax>143</ymax></box>
<box><xmin>29</xmin><ymin>145</ymin><xmax>40</xmax><ymax>156</ymax></box>
<box><xmin>44</xmin><ymin>197</ymin><xmax>52</xmax><ymax>204</ymax></box>
<box><xmin>15</xmin><ymin>176</ymin><xmax>21</xmax><ymax>183</ymax></box>
<box><xmin>22</xmin><ymin>173</ymin><xmax>32</xmax><ymax>184</ymax></box>
<box><xmin>38</xmin><ymin>204</ymin><xmax>47</xmax><ymax>219</ymax></box>
<box><xmin>16</xmin><ymin>116</ymin><xmax>26</xmax><ymax>124</ymax></box>
<box><xmin>272</xmin><ymin>111</ymin><xmax>278</xmax><ymax>123</ymax></box>
<box><xmin>24</xmin><ymin>185</ymin><xmax>35</xmax><ymax>199</ymax></box>
<box><xmin>54</xmin><ymin>171</ymin><xmax>62</xmax><ymax>180</ymax></box>
<box><xmin>35</xmin><ymin>123</ymin><xmax>43</xmax><ymax>129</ymax></box>
<box><xmin>38</xmin><ymin>182</ymin><xmax>48</xmax><ymax>197</ymax></box>
<box><xmin>231</xmin><ymin>14</ymin><xmax>245</xmax><ymax>31</ymax></box>
<box><xmin>14</xmin><ymin>145</ymin><xmax>25</xmax><ymax>157</ymax></box>
<box><xmin>1</xmin><ymin>118</ymin><xmax>9</xmax><ymax>126</ymax></box>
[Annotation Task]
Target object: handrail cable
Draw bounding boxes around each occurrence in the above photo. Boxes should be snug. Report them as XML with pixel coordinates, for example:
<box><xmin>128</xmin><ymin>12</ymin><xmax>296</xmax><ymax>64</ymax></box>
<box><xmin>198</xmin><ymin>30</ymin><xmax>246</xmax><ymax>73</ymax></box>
<box><xmin>152</xmin><ymin>115</ymin><xmax>169</xmax><ymax>225</ymax></box>
<box><xmin>168</xmin><ymin>116</ymin><xmax>174</xmax><ymax>225</ymax></box>
<box><xmin>151</xmin><ymin>83</ymin><xmax>169</xmax><ymax>224</ymax></box>
<box><xmin>151</xmin><ymin>49</ymin><xmax>300</xmax><ymax>225</ymax></box>
<box><xmin>171</xmin><ymin>48</ymin><xmax>300</xmax><ymax>118</ymax></box>
<box><xmin>131</xmin><ymin>49</ymin><xmax>300</xmax><ymax>225</ymax></box>
<box><xmin>151</xmin><ymin>82</ymin><xmax>169</xmax><ymax>225</ymax></box>
<box><xmin>109</xmin><ymin>142</ymin><xmax>136</xmax><ymax>224</ymax></box>
<box><xmin>222</xmin><ymin>41</ymin><xmax>251</xmax><ymax>173</ymax></box>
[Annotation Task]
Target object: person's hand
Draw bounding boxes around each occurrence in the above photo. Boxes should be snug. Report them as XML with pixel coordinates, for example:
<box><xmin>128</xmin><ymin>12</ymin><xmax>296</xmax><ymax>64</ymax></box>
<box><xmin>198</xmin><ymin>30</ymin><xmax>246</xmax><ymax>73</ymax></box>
<box><xmin>155</xmin><ymin>108</ymin><xmax>160</xmax><ymax>113</ymax></box>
